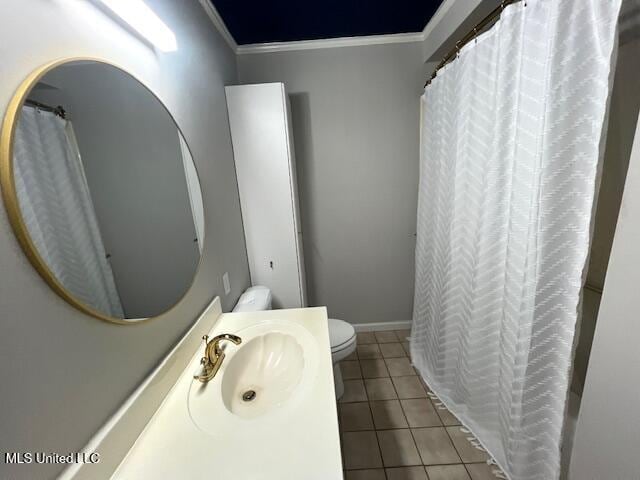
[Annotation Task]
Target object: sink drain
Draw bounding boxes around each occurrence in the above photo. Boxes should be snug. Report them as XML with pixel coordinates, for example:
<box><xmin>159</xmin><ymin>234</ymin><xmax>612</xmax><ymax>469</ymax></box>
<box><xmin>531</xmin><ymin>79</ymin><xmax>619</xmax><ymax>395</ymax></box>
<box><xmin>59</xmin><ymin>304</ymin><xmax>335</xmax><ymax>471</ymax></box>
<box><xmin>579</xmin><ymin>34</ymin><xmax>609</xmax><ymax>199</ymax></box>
<box><xmin>242</xmin><ymin>390</ymin><xmax>257</xmax><ymax>402</ymax></box>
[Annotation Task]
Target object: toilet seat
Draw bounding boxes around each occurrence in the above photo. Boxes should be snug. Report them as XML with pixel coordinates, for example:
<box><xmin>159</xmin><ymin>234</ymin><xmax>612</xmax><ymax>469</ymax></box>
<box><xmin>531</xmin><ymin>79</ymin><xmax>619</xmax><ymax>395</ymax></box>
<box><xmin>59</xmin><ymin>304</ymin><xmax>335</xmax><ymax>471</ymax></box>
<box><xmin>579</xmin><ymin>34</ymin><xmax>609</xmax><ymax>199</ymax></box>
<box><xmin>329</xmin><ymin>318</ymin><xmax>356</xmax><ymax>370</ymax></box>
<box><xmin>328</xmin><ymin>318</ymin><xmax>357</xmax><ymax>399</ymax></box>
<box><xmin>328</xmin><ymin>318</ymin><xmax>356</xmax><ymax>353</ymax></box>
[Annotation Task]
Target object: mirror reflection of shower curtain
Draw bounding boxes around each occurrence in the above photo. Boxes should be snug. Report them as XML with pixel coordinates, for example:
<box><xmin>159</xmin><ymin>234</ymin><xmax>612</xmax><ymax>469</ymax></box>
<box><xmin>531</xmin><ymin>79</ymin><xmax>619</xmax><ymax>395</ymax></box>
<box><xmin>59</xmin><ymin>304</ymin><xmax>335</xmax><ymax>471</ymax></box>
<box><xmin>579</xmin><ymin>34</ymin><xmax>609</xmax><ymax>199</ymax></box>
<box><xmin>13</xmin><ymin>106</ymin><xmax>124</xmax><ymax>317</ymax></box>
<box><xmin>412</xmin><ymin>1</ymin><xmax>621</xmax><ymax>479</ymax></box>
<box><xmin>179</xmin><ymin>132</ymin><xmax>204</xmax><ymax>253</ymax></box>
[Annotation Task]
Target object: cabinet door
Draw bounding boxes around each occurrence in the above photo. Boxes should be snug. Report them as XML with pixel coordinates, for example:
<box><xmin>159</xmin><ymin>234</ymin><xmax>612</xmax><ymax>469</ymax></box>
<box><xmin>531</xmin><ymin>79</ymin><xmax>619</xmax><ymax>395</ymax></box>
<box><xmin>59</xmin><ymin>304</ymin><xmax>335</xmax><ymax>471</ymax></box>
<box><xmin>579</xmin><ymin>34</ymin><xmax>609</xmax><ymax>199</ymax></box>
<box><xmin>284</xmin><ymin>93</ymin><xmax>307</xmax><ymax>307</ymax></box>
<box><xmin>226</xmin><ymin>83</ymin><xmax>303</xmax><ymax>308</ymax></box>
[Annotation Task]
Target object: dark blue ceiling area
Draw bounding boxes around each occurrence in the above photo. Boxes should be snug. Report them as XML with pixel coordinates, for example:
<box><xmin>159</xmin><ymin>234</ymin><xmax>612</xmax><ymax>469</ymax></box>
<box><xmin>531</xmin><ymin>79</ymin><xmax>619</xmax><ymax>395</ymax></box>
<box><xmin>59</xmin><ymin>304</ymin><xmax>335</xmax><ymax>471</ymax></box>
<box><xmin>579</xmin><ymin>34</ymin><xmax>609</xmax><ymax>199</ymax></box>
<box><xmin>211</xmin><ymin>0</ymin><xmax>444</xmax><ymax>45</ymax></box>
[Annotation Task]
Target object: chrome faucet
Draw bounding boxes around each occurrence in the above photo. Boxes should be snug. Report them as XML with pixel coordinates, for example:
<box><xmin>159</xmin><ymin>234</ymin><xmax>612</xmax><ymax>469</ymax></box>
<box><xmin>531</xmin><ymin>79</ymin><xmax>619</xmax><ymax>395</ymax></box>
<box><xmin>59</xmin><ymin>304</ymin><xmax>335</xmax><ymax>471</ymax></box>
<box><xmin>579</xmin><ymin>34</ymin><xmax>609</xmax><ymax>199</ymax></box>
<box><xmin>193</xmin><ymin>333</ymin><xmax>242</xmax><ymax>383</ymax></box>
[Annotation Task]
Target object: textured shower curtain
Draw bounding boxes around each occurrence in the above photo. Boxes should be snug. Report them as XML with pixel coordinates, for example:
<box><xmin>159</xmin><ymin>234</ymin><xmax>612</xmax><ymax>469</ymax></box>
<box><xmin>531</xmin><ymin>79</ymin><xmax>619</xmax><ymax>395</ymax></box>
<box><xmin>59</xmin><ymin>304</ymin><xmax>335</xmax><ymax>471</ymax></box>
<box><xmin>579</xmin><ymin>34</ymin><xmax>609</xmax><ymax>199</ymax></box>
<box><xmin>14</xmin><ymin>106</ymin><xmax>124</xmax><ymax>317</ymax></box>
<box><xmin>411</xmin><ymin>1</ymin><xmax>621</xmax><ymax>480</ymax></box>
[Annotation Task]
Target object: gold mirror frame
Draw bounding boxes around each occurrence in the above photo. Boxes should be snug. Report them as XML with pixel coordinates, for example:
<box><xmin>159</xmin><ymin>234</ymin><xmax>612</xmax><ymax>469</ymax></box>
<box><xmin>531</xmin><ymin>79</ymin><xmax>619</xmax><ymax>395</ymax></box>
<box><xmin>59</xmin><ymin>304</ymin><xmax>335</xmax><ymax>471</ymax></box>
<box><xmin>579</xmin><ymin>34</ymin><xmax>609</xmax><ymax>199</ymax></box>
<box><xmin>0</xmin><ymin>58</ymin><xmax>204</xmax><ymax>325</ymax></box>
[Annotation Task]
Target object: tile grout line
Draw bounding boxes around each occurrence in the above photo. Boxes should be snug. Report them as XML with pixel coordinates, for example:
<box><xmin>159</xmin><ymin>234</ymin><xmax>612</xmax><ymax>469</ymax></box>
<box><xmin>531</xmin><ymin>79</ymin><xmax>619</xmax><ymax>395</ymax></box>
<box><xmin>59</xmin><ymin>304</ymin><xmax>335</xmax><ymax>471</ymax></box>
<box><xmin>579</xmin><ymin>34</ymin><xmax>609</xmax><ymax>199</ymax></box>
<box><xmin>442</xmin><ymin>423</ymin><xmax>465</xmax><ymax>467</ymax></box>
<box><xmin>420</xmin><ymin>376</ymin><xmax>472</xmax><ymax>478</ymax></box>
<box><xmin>345</xmin><ymin>331</ymin><xmax>472</xmax><ymax>478</ymax></box>
<box><xmin>345</xmin><ymin>341</ymin><xmax>383</xmax><ymax>474</ymax></box>
<box><xmin>341</xmin><ymin>425</ymin><xmax>474</xmax><ymax>433</ymax></box>
<box><xmin>366</xmin><ymin>388</ymin><xmax>389</xmax><ymax>480</ymax></box>
<box><xmin>362</xmin><ymin>354</ymin><xmax>386</xmax><ymax>478</ymax></box>
<box><xmin>462</xmin><ymin>462</ymin><xmax>474</xmax><ymax>480</ymax></box>
<box><xmin>347</xmin><ymin>337</ymin><xmax>393</xmax><ymax>477</ymax></box>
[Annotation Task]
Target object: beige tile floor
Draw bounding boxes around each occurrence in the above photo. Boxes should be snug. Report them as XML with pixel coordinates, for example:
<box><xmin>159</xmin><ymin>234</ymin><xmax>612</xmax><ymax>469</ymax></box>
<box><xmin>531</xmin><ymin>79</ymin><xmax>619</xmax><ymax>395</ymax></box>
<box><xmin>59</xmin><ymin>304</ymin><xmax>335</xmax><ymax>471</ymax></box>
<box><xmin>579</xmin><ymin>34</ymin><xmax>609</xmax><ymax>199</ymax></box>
<box><xmin>339</xmin><ymin>330</ymin><xmax>495</xmax><ymax>480</ymax></box>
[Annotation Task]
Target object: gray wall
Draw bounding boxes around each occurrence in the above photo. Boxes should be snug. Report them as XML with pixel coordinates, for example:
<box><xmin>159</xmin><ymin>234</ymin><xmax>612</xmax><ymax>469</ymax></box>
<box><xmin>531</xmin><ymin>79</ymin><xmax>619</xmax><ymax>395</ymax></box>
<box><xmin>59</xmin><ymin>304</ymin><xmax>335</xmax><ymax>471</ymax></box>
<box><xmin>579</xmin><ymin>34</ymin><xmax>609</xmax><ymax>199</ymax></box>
<box><xmin>569</xmin><ymin>95</ymin><xmax>640</xmax><ymax>480</ymax></box>
<box><xmin>586</xmin><ymin>37</ymin><xmax>640</xmax><ymax>291</ymax></box>
<box><xmin>570</xmin><ymin>36</ymin><xmax>640</xmax><ymax>395</ymax></box>
<box><xmin>0</xmin><ymin>1</ymin><xmax>249</xmax><ymax>478</ymax></box>
<box><xmin>238</xmin><ymin>42</ymin><xmax>425</xmax><ymax>324</ymax></box>
<box><xmin>35</xmin><ymin>63</ymin><xmax>200</xmax><ymax>318</ymax></box>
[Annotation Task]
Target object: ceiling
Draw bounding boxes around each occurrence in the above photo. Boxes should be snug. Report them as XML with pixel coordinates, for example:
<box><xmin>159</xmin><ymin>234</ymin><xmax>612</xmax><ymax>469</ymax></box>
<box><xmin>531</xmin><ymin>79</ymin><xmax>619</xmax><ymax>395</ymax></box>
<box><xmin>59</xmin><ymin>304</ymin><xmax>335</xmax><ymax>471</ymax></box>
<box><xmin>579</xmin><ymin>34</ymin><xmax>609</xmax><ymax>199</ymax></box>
<box><xmin>210</xmin><ymin>0</ymin><xmax>445</xmax><ymax>45</ymax></box>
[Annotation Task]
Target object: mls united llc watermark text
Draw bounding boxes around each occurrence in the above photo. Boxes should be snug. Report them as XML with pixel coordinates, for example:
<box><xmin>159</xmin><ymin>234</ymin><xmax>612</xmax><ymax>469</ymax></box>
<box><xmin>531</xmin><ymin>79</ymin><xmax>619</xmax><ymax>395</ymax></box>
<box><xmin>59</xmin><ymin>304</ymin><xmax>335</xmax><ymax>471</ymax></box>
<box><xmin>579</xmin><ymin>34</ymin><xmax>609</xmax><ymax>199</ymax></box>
<box><xmin>4</xmin><ymin>451</ymin><xmax>100</xmax><ymax>465</ymax></box>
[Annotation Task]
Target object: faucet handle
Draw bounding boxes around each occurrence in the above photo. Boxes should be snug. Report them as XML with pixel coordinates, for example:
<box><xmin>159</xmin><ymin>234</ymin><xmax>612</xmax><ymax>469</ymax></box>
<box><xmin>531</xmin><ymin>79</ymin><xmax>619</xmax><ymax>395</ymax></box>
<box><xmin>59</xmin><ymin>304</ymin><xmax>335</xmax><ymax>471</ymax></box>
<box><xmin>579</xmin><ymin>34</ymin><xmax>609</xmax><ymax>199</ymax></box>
<box><xmin>199</xmin><ymin>335</ymin><xmax>211</xmax><ymax>367</ymax></box>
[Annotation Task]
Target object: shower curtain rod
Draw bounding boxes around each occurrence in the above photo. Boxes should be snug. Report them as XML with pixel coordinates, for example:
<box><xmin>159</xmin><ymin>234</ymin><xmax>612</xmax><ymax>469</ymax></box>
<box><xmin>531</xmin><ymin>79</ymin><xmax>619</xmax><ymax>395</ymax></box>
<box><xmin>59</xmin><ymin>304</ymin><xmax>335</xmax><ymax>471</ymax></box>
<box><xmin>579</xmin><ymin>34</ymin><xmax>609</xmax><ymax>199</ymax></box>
<box><xmin>25</xmin><ymin>99</ymin><xmax>66</xmax><ymax>119</ymax></box>
<box><xmin>424</xmin><ymin>0</ymin><xmax>522</xmax><ymax>88</ymax></box>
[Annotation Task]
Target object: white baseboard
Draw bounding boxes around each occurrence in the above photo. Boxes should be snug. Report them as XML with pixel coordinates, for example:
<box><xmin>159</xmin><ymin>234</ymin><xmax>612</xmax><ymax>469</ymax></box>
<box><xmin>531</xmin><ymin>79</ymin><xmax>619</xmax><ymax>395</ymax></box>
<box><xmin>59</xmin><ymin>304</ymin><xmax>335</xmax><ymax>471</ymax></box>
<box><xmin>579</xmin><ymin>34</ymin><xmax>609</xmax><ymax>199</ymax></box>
<box><xmin>353</xmin><ymin>320</ymin><xmax>412</xmax><ymax>332</ymax></box>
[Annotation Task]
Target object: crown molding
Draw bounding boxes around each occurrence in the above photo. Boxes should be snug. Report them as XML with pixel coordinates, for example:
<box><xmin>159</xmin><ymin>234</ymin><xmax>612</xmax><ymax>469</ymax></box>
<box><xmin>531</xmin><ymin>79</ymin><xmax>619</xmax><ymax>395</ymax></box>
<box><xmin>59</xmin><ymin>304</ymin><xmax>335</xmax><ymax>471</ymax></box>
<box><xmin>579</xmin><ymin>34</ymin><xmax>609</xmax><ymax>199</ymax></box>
<box><xmin>197</xmin><ymin>0</ymin><xmax>237</xmax><ymax>52</ymax></box>
<box><xmin>236</xmin><ymin>32</ymin><xmax>424</xmax><ymax>55</ymax></box>
<box><xmin>198</xmin><ymin>0</ymin><xmax>429</xmax><ymax>56</ymax></box>
<box><xmin>421</xmin><ymin>0</ymin><xmax>456</xmax><ymax>40</ymax></box>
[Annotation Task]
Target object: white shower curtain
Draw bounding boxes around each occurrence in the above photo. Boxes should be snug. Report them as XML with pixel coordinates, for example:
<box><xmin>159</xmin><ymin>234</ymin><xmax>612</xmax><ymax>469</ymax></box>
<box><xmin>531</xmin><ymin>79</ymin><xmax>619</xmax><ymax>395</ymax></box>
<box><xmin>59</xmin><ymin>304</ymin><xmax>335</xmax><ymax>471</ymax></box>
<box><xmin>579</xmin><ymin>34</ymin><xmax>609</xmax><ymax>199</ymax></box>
<box><xmin>14</xmin><ymin>106</ymin><xmax>124</xmax><ymax>317</ymax></box>
<box><xmin>411</xmin><ymin>1</ymin><xmax>621</xmax><ymax>480</ymax></box>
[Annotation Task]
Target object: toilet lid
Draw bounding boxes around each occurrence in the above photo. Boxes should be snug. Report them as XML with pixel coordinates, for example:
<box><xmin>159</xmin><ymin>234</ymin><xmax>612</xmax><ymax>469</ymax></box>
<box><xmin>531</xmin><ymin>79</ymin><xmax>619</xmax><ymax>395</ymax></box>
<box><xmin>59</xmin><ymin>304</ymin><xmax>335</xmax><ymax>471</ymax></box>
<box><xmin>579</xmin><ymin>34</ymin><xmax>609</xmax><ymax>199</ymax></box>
<box><xmin>328</xmin><ymin>318</ymin><xmax>356</xmax><ymax>351</ymax></box>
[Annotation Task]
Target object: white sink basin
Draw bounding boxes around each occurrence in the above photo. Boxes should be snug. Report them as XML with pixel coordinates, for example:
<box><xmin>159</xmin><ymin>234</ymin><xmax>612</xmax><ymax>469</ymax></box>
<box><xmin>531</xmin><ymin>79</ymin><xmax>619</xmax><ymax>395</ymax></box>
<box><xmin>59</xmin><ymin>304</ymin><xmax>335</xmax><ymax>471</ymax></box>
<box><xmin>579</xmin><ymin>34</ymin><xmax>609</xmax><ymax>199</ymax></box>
<box><xmin>221</xmin><ymin>332</ymin><xmax>304</xmax><ymax>418</ymax></box>
<box><xmin>188</xmin><ymin>320</ymin><xmax>319</xmax><ymax>436</ymax></box>
<box><xmin>112</xmin><ymin>306</ymin><xmax>343</xmax><ymax>480</ymax></box>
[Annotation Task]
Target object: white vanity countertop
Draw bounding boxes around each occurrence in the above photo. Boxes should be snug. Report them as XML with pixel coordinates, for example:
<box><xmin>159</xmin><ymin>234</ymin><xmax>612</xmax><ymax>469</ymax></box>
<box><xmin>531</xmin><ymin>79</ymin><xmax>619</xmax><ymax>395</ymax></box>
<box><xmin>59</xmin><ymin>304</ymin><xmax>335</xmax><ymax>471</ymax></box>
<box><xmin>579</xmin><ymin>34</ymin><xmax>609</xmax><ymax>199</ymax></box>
<box><xmin>111</xmin><ymin>307</ymin><xmax>343</xmax><ymax>480</ymax></box>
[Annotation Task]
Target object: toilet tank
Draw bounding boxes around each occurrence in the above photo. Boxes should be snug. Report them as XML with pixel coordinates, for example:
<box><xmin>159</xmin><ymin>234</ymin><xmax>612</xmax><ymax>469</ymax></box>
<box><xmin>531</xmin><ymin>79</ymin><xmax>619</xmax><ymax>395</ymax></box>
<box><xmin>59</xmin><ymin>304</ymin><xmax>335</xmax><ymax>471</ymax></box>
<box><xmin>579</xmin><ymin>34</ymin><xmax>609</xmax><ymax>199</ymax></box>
<box><xmin>232</xmin><ymin>286</ymin><xmax>272</xmax><ymax>312</ymax></box>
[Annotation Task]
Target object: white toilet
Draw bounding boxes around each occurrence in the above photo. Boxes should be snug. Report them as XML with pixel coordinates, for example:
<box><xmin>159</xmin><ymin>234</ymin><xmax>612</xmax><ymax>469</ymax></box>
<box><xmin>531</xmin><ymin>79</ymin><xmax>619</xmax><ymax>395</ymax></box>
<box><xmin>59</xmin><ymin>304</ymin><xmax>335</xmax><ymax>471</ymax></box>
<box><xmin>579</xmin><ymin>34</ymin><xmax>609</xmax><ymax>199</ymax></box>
<box><xmin>233</xmin><ymin>286</ymin><xmax>357</xmax><ymax>399</ymax></box>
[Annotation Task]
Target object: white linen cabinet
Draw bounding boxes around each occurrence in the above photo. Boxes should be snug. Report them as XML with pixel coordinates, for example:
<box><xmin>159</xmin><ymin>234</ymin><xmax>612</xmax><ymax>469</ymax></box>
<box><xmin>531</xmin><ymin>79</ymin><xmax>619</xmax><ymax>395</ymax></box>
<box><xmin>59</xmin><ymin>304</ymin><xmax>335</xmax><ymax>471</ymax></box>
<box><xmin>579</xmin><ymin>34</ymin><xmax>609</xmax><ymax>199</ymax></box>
<box><xmin>225</xmin><ymin>83</ymin><xmax>307</xmax><ymax>308</ymax></box>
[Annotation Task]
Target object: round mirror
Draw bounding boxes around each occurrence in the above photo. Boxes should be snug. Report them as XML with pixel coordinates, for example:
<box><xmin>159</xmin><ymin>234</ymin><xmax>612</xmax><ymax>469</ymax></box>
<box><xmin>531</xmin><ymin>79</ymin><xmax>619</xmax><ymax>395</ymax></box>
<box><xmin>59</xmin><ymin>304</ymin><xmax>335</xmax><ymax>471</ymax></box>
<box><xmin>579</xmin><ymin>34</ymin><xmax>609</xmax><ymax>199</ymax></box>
<box><xmin>0</xmin><ymin>60</ymin><xmax>204</xmax><ymax>323</ymax></box>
